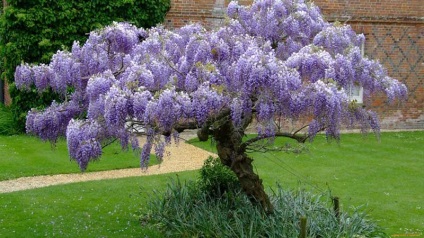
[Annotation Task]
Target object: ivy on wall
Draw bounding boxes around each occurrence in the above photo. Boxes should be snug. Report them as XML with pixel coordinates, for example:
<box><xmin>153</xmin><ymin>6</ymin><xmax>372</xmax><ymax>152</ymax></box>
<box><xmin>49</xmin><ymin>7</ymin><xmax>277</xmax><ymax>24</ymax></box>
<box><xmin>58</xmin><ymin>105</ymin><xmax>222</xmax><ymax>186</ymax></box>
<box><xmin>0</xmin><ymin>0</ymin><xmax>170</xmax><ymax>132</ymax></box>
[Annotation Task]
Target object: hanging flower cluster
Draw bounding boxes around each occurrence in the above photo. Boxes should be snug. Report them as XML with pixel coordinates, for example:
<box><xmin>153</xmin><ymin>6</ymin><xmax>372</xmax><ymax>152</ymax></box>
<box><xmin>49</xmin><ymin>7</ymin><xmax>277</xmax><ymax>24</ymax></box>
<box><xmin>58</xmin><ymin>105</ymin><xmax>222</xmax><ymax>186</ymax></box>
<box><xmin>15</xmin><ymin>0</ymin><xmax>407</xmax><ymax>171</ymax></box>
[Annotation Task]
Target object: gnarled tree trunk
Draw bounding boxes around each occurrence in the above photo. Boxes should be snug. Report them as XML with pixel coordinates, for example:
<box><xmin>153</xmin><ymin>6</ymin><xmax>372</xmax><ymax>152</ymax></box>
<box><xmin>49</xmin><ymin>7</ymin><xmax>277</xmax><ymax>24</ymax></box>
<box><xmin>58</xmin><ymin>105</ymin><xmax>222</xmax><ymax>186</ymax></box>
<box><xmin>208</xmin><ymin>117</ymin><xmax>274</xmax><ymax>213</ymax></box>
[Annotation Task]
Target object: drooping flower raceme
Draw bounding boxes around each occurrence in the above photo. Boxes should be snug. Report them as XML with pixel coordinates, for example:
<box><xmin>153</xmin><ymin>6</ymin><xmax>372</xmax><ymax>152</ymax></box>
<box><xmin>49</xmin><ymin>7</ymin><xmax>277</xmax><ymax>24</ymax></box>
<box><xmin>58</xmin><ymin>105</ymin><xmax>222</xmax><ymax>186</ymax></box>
<box><xmin>15</xmin><ymin>0</ymin><xmax>407</xmax><ymax>171</ymax></box>
<box><xmin>66</xmin><ymin>119</ymin><xmax>103</xmax><ymax>171</ymax></box>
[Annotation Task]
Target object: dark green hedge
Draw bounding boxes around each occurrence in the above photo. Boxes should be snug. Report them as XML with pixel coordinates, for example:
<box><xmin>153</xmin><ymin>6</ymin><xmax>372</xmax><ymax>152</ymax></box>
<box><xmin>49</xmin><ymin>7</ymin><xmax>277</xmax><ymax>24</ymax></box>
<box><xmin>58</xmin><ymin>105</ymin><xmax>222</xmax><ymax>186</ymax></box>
<box><xmin>0</xmin><ymin>0</ymin><xmax>170</xmax><ymax>132</ymax></box>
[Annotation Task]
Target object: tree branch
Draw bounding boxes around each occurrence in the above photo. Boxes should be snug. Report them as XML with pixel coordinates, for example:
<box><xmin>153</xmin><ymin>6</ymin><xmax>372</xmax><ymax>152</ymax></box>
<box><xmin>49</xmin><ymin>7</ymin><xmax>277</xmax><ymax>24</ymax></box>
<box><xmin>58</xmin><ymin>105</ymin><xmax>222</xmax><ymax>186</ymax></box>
<box><xmin>292</xmin><ymin>124</ymin><xmax>309</xmax><ymax>135</ymax></box>
<box><xmin>240</xmin><ymin>132</ymin><xmax>308</xmax><ymax>153</ymax></box>
<box><xmin>173</xmin><ymin>121</ymin><xmax>198</xmax><ymax>132</ymax></box>
<box><xmin>197</xmin><ymin>108</ymin><xmax>231</xmax><ymax>141</ymax></box>
<box><xmin>239</xmin><ymin>123</ymin><xmax>329</xmax><ymax>153</ymax></box>
<box><xmin>160</xmin><ymin>52</ymin><xmax>185</xmax><ymax>78</ymax></box>
<box><xmin>126</xmin><ymin>119</ymin><xmax>199</xmax><ymax>137</ymax></box>
<box><xmin>101</xmin><ymin>137</ymin><xmax>118</xmax><ymax>149</ymax></box>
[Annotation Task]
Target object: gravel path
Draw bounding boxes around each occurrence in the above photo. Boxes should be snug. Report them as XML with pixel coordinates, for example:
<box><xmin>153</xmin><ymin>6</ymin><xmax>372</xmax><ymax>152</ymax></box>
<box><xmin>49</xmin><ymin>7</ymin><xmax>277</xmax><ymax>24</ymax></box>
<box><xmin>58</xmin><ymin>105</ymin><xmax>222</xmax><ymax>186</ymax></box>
<box><xmin>0</xmin><ymin>133</ymin><xmax>216</xmax><ymax>194</ymax></box>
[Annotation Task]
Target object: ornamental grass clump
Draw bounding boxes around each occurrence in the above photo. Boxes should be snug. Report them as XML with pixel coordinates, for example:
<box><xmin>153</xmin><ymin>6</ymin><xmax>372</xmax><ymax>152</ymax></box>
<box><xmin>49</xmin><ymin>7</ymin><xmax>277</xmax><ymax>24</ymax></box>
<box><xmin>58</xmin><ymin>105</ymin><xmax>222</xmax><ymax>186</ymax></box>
<box><xmin>141</xmin><ymin>159</ymin><xmax>387</xmax><ymax>237</ymax></box>
<box><xmin>142</xmin><ymin>181</ymin><xmax>388</xmax><ymax>237</ymax></box>
<box><xmin>0</xmin><ymin>105</ymin><xmax>19</xmax><ymax>135</ymax></box>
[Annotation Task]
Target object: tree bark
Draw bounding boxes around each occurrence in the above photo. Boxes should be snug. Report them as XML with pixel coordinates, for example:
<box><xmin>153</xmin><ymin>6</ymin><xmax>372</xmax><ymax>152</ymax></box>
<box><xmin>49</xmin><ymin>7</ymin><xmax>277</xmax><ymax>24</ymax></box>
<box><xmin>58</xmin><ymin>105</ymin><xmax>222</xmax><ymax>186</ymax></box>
<box><xmin>210</xmin><ymin>117</ymin><xmax>274</xmax><ymax>213</ymax></box>
<box><xmin>2</xmin><ymin>0</ymin><xmax>12</xmax><ymax>105</ymax></box>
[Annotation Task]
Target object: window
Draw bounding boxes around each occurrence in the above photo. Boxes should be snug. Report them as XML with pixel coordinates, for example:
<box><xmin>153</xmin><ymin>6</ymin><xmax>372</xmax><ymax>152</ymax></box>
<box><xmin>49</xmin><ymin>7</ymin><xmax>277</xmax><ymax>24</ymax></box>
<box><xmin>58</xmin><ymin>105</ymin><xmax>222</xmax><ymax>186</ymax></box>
<box><xmin>347</xmin><ymin>84</ymin><xmax>363</xmax><ymax>104</ymax></box>
<box><xmin>347</xmin><ymin>41</ymin><xmax>365</xmax><ymax>104</ymax></box>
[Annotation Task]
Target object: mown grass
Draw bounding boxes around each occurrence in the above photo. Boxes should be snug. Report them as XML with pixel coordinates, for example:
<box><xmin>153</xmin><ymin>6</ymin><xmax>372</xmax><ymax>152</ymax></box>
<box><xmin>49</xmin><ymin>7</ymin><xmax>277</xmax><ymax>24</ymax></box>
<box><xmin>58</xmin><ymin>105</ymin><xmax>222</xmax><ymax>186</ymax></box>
<box><xmin>188</xmin><ymin>131</ymin><xmax>424</xmax><ymax>236</ymax></box>
<box><xmin>0</xmin><ymin>131</ymin><xmax>422</xmax><ymax>237</ymax></box>
<box><xmin>0</xmin><ymin>171</ymin><xmax>196</xmax><ymax>238</ymax></box>
<box><xmin>0</xmin><ymin>135</ymin><xmax>157</xmax><ymax>181</ymax></box>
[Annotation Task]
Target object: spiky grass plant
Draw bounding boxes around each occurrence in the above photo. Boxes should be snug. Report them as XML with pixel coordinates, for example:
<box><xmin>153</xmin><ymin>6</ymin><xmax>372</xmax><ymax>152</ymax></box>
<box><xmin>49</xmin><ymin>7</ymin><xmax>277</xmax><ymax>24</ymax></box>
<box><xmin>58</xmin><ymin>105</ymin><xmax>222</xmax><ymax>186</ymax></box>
<box><xmin>141</xmin><ymin>159</ymin><xmax>388</xmax><ymax>237</ymax></box>
<box><xmin>0</xmin><ymin>105</ymin><xmax>19</xmax><ymax>135</ymax></box>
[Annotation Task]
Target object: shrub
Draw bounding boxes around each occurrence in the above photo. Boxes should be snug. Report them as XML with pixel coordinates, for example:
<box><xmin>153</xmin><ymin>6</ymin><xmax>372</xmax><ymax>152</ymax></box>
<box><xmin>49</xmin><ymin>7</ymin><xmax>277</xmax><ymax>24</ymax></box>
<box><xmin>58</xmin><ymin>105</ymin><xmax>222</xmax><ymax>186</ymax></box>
<box><xmin>198</xmin><ymin>156</ymin><xmax>241</xmax><ymax>198</ymax></box>
<box><xmin>0</xmin><ymin>0</ymin><xmax>170</xmax><ymax>132</ymax></box>
<box><xmin>141</xmin><ymin>167</ymin><xmax>388</xmax><ymax>237</ymax></box>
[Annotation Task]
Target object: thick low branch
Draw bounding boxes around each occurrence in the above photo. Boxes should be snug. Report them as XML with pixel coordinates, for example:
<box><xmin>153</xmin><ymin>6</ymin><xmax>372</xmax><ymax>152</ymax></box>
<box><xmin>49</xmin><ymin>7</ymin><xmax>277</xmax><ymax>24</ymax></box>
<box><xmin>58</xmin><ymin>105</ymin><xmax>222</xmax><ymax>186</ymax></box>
<box><xmin>240</xmin><ymin>123</ymin><xmax>329</xmax><ymax>153</ymax></box>
<box><xmin>126</xmin><ymin>119</ymin><xmax>199</xmax><ymax>137</ymax></box>
<box><xmin>197</xmin><ymin>108</ymin><xmax>231</xmax><ymax>141</ymax></box>
<box><xmin>240</xmin><ymin>132</ymin><xmax>308</xmax><ymax>153</ymax></box>
<box><xmin>173</xmin><ymin>121</ymin><xmax>198</xmax><ymax>133</ymax></box>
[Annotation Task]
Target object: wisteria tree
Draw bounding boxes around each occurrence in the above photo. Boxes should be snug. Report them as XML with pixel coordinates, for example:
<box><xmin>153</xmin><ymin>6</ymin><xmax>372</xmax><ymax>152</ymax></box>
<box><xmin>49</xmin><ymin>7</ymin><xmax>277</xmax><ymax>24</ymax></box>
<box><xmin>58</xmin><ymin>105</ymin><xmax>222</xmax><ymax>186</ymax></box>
<box><xmin>15</xmin><ymin>0</ymin><xmax>406</xmax><ymax>212</ymax></box>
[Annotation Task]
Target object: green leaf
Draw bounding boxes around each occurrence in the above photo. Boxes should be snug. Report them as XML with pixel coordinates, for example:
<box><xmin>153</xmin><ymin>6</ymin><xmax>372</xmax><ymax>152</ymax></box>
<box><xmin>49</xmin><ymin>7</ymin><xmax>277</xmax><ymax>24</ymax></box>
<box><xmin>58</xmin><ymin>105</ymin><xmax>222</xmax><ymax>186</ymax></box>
<box><xmin>38</xmin><ymin>38</ymin><xmax>51</xmax><ymax>47</ymax></box>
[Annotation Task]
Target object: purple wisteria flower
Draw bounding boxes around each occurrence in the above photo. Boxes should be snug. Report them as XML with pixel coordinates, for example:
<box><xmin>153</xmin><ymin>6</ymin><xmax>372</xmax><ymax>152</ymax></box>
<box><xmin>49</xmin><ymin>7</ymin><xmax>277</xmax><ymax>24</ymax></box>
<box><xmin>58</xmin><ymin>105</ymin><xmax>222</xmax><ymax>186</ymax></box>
<box><xmin>66</xmin><ymin>119</ymin><xmax>103</xmax><ymax>171</ymax></box>
<box><xmin>86</xmin><ymin>70</ymin><xmax>115</xmax><ymax>101</ymax></box>
<box><xmin>140</xmin><ymin>141</ymin><xmax>152</xmax><ymax>169</ymax></box>
<box><xmin>104</xmin><ymin>85</ymin><xmax>129</xmax><ymax>128</ymax></box>
<box><xmin>32</xmin><ymin>64</ymin><xmax>53</xmax><ymax>92</ymax></box>
<box><xmin>14</xmin><ymin>63</ymin><xmax>34</xmax><ymax>91</ymax></box>
<box><xmin>50</xmin><ymin>51</ymin><xmax>81</xmax><ymax>94</ymax></box>
<box><xmin>26</xmin><ymin>101</ymin><xmax>81</xmax><ymax>143</ymax></box>
<box><xmin>15</xmin><ymin>0</ymin><xmax>407</xmax><ymax>172</ymax></box>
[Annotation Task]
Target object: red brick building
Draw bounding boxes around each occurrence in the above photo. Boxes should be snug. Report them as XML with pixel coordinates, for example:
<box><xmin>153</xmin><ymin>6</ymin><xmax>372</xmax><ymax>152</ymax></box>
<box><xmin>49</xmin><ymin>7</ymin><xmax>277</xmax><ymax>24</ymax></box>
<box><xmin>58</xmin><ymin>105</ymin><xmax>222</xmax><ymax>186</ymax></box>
<box><xmin>165</xmin><ymin>0</ymin><xmax>424</xmax><ymax>130</ymax></box>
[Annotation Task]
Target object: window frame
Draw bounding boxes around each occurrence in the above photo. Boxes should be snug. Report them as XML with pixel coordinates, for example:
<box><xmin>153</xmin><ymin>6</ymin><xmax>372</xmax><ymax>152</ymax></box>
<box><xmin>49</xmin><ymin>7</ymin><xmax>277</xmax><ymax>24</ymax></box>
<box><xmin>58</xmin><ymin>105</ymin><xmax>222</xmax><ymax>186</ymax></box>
<box><xmin>347</xmin><ymin>41</ymin><xmax>365</xmax><ymax>104</ymax></box>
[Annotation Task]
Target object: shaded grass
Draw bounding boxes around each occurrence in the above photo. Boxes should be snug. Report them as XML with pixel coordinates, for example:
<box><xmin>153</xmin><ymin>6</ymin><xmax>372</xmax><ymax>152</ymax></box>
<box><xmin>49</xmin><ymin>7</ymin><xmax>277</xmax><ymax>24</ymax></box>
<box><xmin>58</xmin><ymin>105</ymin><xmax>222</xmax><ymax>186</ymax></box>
<box><xmin>0</xmin><ymin>171</ymin><xmax>197</xmax><ymax>238</ymax></box>
<box><xmin>0</xmin><ymin>105</ymin><xmax>19</xmax><ymax>136</ymax></box>
<box><xmin>189</xmin><ymin>131</ymin><xmax>424</xmax><ymax>236</ymax></box>
<box><xmin>0</xmin><ymin>135</ymin><xmax>157</xmax><ymax>181</ymax></box>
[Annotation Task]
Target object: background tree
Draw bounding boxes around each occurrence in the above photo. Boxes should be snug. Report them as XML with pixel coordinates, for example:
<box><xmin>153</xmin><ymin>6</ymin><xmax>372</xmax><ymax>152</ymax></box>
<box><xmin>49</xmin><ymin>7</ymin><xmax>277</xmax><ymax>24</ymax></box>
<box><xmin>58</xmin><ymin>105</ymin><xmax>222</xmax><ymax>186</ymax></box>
<box><xmin>15</xmin><ymin>0</ymin><xmax>407</xmax><ymax>213</ymax></box>
<box><xmin>1</xmin><ymin>0</ymin><xmax>6</xmax><ymax>105</ymax></box>
<box><xmin>0</xmin><ymin>0</ymin><xmax>170</xmax><ymax>131</ymax></box>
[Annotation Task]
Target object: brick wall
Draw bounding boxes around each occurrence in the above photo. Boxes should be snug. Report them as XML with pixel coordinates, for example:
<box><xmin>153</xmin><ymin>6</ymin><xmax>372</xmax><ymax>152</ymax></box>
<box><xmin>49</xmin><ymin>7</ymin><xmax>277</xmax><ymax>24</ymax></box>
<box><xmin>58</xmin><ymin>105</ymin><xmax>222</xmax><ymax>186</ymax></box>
<box><xmin>317</xmin><ymin>0</ymin><xmax>423</xmax><ymax>21</ymax></box>
<box><xmin>164</xmin><ymin>0</ymin><xmax>424</xmax><ymax>129</ymax></box>
<box><xmin>358</xmin><ymin>23</ymin><xmax>424</xmax><ymax>129</ymax></box>
<box><xmin>164</xmin><ymin>0</ymin><xmax>227</xmax><ymax>29</ymax></box>
<box><xmin>314</xmin><ymin>0</ymin><xmax>424</xmax><ymax>130</ymax></box>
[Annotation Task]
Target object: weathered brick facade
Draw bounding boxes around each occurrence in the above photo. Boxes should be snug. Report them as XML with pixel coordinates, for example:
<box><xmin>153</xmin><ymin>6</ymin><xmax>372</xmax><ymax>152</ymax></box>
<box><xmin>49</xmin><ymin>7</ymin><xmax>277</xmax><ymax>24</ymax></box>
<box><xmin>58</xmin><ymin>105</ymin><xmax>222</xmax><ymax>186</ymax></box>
<box><xmin>317</xmin><ymin>0</ymin><xmax>423</xmax><ymax>129</ymax></box>
<box><xmin>165</xmin><ymin>0</ymin><xmax>424</xmax><ymax>130</ymax></box>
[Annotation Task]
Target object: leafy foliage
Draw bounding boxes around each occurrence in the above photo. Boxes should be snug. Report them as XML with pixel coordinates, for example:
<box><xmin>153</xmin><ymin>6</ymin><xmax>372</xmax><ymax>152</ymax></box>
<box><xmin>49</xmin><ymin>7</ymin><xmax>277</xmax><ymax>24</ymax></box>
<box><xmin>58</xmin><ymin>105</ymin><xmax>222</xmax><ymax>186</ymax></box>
<box><xmin>198</xmin><ymin>156</ymin><xmax>241</xmax><ymax>198</ymax></box>
<box><xmin>0</xmin><ymin>0</ymin><xmax>170</xmax><ymax>131</ymax></box>
<box><xmin>142</xmin><ymin>177</ymin><xmax>388</xmax><ymax>237</ymax></box>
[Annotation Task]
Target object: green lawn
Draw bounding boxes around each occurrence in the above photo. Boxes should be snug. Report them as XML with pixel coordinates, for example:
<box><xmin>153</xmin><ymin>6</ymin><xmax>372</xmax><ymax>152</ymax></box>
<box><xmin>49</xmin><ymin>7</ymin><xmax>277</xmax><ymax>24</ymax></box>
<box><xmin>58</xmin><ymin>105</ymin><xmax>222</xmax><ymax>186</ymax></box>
<box><xmin>0</xmin><ymin>131</ymin><xmax>423</xmax><ymax>237</ymax></box>
<box><xmin>0</xmin><ymin>171</ymin><xmax>197</xmax><ymax>237</ymax></box>
<box><xmin>0</xmin><ymin>135</ymin><xmax>157</xmax><ymax>181</ymax></box>
<box><xmin>189</xmin><ymin>131</ymin><xmax>424</xmax><ymax>236</ymax></box>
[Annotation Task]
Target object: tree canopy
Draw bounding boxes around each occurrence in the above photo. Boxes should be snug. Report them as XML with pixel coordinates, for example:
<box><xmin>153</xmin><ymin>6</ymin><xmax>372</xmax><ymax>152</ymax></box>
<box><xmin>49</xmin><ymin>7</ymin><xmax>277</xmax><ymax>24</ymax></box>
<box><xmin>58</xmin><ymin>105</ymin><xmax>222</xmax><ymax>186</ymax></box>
<box><xmin>15</xmin><ymin>0</ymin><xmax>406</xmax><ymax>212</ymax></box>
